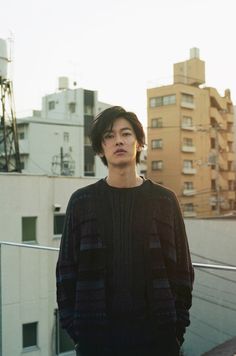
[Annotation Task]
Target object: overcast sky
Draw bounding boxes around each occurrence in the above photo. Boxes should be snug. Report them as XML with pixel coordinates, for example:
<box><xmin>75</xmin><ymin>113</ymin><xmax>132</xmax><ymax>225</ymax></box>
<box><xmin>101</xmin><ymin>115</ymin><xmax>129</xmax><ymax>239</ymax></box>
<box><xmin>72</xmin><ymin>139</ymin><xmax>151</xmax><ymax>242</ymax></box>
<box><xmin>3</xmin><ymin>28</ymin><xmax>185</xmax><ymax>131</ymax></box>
<box><xmin>1</xmin><ymin>0</ymin><xmax>236</xmax><ymax>128</ymax></box>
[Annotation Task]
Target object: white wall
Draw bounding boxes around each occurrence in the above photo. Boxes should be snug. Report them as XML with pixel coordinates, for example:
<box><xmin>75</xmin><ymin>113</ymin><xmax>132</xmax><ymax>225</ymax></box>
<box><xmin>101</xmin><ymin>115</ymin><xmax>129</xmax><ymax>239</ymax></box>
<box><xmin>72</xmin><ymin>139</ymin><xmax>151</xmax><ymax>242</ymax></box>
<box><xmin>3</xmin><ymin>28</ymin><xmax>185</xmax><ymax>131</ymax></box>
<box><xmin>0</xmin><ymin>173</ymin><xmax>98</xmax><ymax>356</ymax></box>
<box><xmin>41</xmin><ymin>88</ymin><xmax>84</xmax><ymax>122</ymax></box>
<box><xmin>28</xmin><ymin>121</ymin><xmax>83</xmax><ymax>176</ymax></box>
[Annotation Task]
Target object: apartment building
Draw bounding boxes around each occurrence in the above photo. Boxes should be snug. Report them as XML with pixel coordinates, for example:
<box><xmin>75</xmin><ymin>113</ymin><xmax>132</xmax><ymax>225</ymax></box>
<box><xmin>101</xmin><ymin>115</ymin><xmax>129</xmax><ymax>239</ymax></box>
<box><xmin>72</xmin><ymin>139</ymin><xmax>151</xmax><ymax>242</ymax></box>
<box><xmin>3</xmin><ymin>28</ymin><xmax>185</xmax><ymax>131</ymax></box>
<box><xmin>16</xmin><ymin>77</ymin><xmax>111</xmax><ymax>178</ymax></box>
<box><xmin>147</xmin><ymin>48</ymin><xmax>235</xmax><ymax>218</ymax></box>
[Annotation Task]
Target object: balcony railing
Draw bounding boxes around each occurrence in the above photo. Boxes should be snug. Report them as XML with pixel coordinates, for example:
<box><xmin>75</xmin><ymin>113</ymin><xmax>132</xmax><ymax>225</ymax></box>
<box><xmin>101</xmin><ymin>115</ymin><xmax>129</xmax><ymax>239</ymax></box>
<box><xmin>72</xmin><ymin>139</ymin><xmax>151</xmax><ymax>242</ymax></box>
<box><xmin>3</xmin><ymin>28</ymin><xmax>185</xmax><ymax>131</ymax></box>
<box><xmin>182</xmin><ymin>167</ymin><xmax>197</xmax><ymax>175</ymax></box>
<box><xmin>0</xmin><ymin>240</ymin><xmax>236</xmax><ymax>356</ymax></box>
<box><xmin>182</xmin><ymin>145</ymin><xmax>196</xmax><ymax>153</ymax></box>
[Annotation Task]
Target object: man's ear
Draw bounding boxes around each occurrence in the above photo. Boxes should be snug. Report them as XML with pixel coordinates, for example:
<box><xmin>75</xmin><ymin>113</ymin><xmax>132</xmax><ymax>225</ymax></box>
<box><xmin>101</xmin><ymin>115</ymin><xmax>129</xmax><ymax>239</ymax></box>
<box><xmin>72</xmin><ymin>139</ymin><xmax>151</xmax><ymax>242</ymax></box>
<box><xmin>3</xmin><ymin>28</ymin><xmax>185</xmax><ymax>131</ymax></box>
<box><xmin>136</xmin><ymin>145</ymin><xmax>142</xmax><ymax>152</ymax></box>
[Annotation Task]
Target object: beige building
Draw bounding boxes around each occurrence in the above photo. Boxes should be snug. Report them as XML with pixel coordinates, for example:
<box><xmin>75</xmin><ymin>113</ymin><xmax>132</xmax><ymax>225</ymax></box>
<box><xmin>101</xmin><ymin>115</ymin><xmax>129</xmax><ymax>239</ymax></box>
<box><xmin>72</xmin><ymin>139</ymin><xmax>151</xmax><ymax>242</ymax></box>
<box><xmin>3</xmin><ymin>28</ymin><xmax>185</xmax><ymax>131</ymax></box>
<box><xmin>147</xmin><ymin>48</ymin><xmax>235</xmax><ymax>218</ymax></box>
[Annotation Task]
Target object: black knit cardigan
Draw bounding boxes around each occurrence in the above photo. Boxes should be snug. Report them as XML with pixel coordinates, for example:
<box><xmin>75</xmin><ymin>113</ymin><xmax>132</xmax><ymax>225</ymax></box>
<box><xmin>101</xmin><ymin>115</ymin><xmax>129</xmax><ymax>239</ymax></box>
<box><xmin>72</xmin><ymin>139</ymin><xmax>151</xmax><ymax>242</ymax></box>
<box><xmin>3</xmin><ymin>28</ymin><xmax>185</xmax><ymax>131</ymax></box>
<box><xmin>56</xmin><ymin>179</ymin><xmax>194</xmax><ymax>345</ymax></box>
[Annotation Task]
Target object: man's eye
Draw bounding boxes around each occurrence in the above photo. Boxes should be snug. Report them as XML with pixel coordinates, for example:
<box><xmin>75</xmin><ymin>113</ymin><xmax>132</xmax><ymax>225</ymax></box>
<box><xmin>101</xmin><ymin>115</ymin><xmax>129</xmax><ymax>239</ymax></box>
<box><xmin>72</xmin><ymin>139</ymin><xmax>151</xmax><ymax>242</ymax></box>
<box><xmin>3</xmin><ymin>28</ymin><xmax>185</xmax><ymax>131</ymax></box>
<box><xmin>123</xmin><ymin>132</ymin><xmax>131</xmax><ymax>136</ymax></box>
<box><xmin>104</xmin><ymin>133</ymin><xmax>114</xmax><ymax>139</ymax></box>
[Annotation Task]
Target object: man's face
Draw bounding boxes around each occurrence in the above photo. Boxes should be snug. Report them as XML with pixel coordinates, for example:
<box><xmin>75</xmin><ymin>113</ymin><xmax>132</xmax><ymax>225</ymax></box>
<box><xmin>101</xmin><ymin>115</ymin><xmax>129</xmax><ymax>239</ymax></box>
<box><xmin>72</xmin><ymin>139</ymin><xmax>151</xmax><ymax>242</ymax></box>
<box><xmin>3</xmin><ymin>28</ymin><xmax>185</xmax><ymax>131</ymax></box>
<box><xmin>100</xmin><ymin>117</ymin><xmax>141</xmax><ymax>168</ymax></box>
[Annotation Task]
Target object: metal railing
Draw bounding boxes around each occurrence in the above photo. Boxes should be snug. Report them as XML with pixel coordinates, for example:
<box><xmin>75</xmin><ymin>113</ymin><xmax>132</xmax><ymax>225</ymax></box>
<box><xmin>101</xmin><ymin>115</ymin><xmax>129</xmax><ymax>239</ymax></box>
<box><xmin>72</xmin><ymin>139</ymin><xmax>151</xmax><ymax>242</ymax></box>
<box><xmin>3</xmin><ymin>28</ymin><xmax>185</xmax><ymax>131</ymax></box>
<box><xmin>1</xmin><ymin>240</ymin><xmax>236</xmax><ymax>356</ymax></box>
<box><xmin>1</xmin><ymin>240</ymin><xmax>236</xmax><ymax>271</ymax></box>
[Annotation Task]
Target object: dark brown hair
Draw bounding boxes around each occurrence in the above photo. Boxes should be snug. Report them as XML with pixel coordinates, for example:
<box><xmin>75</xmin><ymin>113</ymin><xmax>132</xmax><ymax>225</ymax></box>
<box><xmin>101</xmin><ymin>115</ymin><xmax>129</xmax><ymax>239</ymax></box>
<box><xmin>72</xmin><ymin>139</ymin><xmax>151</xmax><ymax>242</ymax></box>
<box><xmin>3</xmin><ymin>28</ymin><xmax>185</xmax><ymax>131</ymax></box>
<box><xmin>90</xmin><ymin>106</ymin><xmax>145</xmax><ymax>166</ymax></box>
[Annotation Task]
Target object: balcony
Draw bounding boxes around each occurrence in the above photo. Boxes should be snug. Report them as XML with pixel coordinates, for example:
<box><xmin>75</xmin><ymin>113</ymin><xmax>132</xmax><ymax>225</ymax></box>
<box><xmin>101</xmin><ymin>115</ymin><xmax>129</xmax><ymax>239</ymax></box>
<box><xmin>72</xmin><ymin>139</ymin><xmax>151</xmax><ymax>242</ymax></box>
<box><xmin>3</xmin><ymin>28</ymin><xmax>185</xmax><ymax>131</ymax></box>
<box><xmin>180</xmin><ymin>101</ymin><xmax>195</xmax><ymax>109</ymax></box>
<box><xmin>227</xmin><ymin>152</ymin><xmax>235</xmax><ymax>161</ymax></box>
<box><xmin>183</xmin><ymin>210</ymin><xmax>197</xmax><ymax>217</ymax></box>
<box><xmin>224</xmin><ymin>171</ymin><xmax>236</xmax><ymax>181</ymax></box>
<box><xmin>181</xmin><ymin>124</ymin><xmax>196</xmax><ymax>131</ymax></box>
<box><xmin>227</xmin><ymin>132</ymin><xmax>234</xmax><ymax>142</ymax></box>
<box><xmin>183</xmin><ymin>189</ymin><xmax>196</xmax><ymax>196</ymax></box>
<box><xmin>182</xmin><ymin>167</ymin><xmax>197</xmax><ymax>175</ymax></box>
<box><xmin>227</xmin><ymin>112</ymin><xmax>234</xmax><ymax>123</ymax></box>
<box><xmin>227</xmin><ymin>190</ymin><xmax>236</xmax><ymax>200</ymax></box>
<box><xmin>210</xmin><ymin>107</ymin><xmax>224</xmax><ymax>126</ymax></box>
<box><xmin>182</xmin><ymin>145</ymin><xmax>196</xmax><ymax>153</ymax></box>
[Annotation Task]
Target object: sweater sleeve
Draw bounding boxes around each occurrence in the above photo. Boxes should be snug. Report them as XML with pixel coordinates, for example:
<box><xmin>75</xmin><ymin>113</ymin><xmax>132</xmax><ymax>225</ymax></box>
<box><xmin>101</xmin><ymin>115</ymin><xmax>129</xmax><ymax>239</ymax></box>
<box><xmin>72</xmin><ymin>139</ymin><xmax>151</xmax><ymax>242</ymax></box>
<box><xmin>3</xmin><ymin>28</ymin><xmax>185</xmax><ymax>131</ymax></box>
<box><xmin>56</xmin><ymin>194</ymin><xmax>79</xmax><ymax>342</ymax></box>
<box><xmin>172</xmin><ymin>192</ymin><xmax>194</xmax><ymax>343</ymax></box>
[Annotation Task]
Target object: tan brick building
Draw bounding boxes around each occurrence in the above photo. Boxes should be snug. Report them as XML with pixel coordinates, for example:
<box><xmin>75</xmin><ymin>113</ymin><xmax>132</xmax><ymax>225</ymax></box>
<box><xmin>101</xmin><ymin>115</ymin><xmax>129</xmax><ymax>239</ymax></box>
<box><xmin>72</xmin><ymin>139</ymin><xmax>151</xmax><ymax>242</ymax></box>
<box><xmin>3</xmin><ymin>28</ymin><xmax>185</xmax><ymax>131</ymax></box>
<box><xmin>147</xmin><ymin>48</ymin><xmax>235</xmax><ymax>218</ymax></box>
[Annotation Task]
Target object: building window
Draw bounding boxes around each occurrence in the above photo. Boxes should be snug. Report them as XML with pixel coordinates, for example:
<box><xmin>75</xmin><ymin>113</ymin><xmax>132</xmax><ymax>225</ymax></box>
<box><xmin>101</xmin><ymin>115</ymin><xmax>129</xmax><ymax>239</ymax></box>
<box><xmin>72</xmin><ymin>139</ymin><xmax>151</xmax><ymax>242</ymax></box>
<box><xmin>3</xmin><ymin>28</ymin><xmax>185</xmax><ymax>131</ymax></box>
<box><xmin>149</xmin><ymin>95</ymin><xmax>176</xmax><ymax>108</ymax></box>
<box><xmin>68</xmin><ymin>102</ymin><xmax>76</xmax><ymax>113</ymax></box>
<box><xmin>151</xmin><ymin>139</ymin><xmax>163</xmax><ymax>149</ymax></box>
<box><xmin>48</xmin><ymin>101</ymin><xmax>55</xmax><ymax>110</ymax></box>
<box><xmin>151</xmin><ymin>118</ymin><xmax>163</xmax><ymax>128</ymax></box>
<box><xmin>211</xmin><ymin>180</ymin><xmax>216</xmax><ymax>191</ymax></box>
<box><xmin>54</xmin><ymin>214</ymin><xmax>65</xmax><ymax>236</ymax></box>
<box><xmin>183</xmin><ymin>160</ymin><xmax>193</xmax><ymax>169</ymax></box>
<box><xmin>183</xmin><ymin>203</ymin><xmax>194</xmax><ymax>212</ymax></box>
<box><xmin>22</xmin><ymin>322</ymin><xmax>38</xmax><ymax>350</ymax></box>
<box><xmin>19</xmin><ymin>132</ymin><xmax>25</xmax><ymax>140</ymax></box>
<box><xmin>184</xmin><ymin>182</ymin><xmax>194</xmax><ymax>190</ymax></box>
<box><xmin>183</xmin><ymin>138</ymin><xmax>193</xmax><ymax>147</ymax></box>
<box><xmin>182</xmin><ymin>116</ymin><xmax>193</xmax><ymax>128</ymax></box>
<box><xmin>20</xmin><ymin>161</ymin><xmax>25</xmax><ymax>170</ymax></box>
<box><xmin>84</xmin><ymin>135</ymin><xmax>91</xmax><ymax>145</ymax></box>
<box><xmin>211</xmin><ymin>138</ymin><xmax>216</xmax><ymax>149</ymax></box>
<box><xmin>22</xmin><ymin>217</ymin><xmax>37</xmax><ymax>243</ymax></box>
<box><xmin>181</xmin><ymin>93</ymin><xmax>194</xmax><ymax>104</ymax></box>
<box><xmin>152</xmin><ymin>160</ymin><xmax>163</xmax><ymax>171</ymax></box>
<box><xmin>163</xmin><ymin>95</ymin><xmax>176</xmax><ymax>105</ymax></box>
<box><xmin>63</xmin><ymin>132</ymin><xmax>69</xmax><ymax>143</ymax></box>
<box><xmin>84</xmin><ymin>163</ymin><xmax>95</xmax><ymax>176</ymax></box>
<box><xmin>84</xmin><ymin>105</ymin><xmax>93</xmax><ymax>115</ymax></box>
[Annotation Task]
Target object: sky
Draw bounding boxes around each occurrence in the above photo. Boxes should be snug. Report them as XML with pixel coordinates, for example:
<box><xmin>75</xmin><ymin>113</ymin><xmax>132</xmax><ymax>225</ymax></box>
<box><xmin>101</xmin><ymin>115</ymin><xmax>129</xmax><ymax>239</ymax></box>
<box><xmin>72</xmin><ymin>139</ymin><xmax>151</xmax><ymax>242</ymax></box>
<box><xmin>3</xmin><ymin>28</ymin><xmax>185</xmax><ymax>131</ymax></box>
<box><xmin>1</xmin><ymin>0</ymin><xmax>236</xmax><ymax>128</ymax></box>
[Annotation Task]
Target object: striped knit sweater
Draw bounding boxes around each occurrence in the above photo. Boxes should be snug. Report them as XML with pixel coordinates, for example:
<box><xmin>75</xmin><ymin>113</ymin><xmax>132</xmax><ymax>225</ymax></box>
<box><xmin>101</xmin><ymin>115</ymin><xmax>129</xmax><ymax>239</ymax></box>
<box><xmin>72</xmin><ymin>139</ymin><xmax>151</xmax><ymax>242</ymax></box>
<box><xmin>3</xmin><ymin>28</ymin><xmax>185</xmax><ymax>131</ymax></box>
<box><xmin>56</xmin><ymin>179</ymin><xmax>194</xmax><ymax>347</ymax></box>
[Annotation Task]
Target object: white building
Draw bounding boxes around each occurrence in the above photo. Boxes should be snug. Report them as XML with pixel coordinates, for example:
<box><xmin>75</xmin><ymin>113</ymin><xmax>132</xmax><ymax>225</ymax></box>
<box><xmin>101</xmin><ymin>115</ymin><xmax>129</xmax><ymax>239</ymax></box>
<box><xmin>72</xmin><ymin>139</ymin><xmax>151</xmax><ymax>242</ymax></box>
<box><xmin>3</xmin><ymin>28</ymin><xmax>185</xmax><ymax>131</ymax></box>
<box><xmin>17</xmin><ymin>78</ymin><xmax>111</xmax><ymax>178</ymax></box>
<box><xmin>0</xmin><ymin>173</ymin><xmax>99</xmax><ymax>356</ymax></box>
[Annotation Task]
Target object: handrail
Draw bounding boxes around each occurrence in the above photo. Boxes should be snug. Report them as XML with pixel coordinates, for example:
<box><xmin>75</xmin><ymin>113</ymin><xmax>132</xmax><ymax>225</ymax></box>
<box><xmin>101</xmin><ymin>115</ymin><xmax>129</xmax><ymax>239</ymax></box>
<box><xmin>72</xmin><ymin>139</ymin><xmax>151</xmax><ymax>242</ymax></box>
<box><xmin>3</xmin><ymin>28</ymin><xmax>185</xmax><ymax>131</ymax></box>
<box><xmin>0</xmin><ymin>240</ymin><xmax>58</xmax><ymax>251</ymax></box>
<box><xmin>1</xmin><ymin>241</ymin><xmax>236</xmax><ymax>271</ymax></box>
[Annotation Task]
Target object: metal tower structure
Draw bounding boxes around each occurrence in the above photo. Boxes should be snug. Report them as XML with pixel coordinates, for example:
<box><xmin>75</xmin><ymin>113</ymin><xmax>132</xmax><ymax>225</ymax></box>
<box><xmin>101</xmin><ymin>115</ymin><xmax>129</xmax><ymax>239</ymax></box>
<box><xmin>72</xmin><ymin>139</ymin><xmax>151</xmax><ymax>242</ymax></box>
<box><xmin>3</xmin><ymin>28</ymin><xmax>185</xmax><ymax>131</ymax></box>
<box><xmin>0</xmin><ymin>77</ymin><xmax>21</xmax><ymax>172</ymax></box>
<box><xmin>0</xmin><ymin>37</ymin><xmax>21</xmax><ymax>173</ymax></box>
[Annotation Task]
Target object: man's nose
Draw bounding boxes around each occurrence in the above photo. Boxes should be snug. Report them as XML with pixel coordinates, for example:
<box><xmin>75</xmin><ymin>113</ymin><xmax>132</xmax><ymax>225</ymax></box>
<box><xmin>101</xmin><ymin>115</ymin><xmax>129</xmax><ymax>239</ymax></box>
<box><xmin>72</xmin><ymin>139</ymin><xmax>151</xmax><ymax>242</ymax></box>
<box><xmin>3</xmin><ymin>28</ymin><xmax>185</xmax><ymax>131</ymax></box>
<box><xmin>115</xmin><ymin>134</ymin><xmax>124</xmax><ymax>145</ymax></box>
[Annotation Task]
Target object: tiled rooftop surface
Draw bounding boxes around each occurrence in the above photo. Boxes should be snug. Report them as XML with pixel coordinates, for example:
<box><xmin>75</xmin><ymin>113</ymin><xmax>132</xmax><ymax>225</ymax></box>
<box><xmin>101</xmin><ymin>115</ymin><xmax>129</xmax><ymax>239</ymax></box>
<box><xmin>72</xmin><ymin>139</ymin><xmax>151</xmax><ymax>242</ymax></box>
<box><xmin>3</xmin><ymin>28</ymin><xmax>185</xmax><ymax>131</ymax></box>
<box><xmin>202</xmin><ymin>336</ymin><xmax>236</xmax><ymax>355</ymax></box>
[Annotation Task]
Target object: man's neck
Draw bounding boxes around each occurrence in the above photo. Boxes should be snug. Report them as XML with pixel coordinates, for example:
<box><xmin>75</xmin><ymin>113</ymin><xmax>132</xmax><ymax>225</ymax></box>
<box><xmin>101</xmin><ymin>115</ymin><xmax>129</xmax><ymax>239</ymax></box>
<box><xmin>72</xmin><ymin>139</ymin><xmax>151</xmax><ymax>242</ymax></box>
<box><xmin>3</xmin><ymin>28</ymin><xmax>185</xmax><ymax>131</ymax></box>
<box><xmin>106</xmin><ymin>166</ymin><xmax>143</xmax><ymax>188</ymax></box>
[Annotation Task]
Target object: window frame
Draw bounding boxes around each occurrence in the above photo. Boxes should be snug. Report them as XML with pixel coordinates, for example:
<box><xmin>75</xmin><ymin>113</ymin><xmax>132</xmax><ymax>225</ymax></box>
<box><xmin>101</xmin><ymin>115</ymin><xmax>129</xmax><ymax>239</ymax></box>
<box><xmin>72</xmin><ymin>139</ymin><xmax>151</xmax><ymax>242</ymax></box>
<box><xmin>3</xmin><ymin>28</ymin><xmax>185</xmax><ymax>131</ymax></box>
<box><xmin>22</xmin><ymin>216</ymin><xmax>37</xmax><ymax>243</ymax></box>
<box><xmin>151</xmin><ymin>118</ymin><xmax>163</xmax><ymax>128</ymax></box>
<box><xmin>151</xmin><ymin>139</ymin><xmax>163</xmax><ymax>149</ymax></box>
<box><xmin>22</xmin><ymin>322</ymin><xmax>38</xmax><ymax>351</ymax></box>
<box><xmin>151</xmin><ymin>160</ymin><xmax>163</xmax><ymax>171</ymax></box>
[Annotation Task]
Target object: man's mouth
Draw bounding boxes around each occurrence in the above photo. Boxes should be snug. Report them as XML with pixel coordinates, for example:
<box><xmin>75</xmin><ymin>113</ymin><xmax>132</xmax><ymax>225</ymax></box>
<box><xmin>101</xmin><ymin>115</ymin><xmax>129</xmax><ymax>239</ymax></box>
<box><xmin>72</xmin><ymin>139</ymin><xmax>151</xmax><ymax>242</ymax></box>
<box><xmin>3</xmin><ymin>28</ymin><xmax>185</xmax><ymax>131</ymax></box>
<box><xmin>114</xmin><ymin>149</ymin><xmax>126</xmax><ymax>154</ymax></box>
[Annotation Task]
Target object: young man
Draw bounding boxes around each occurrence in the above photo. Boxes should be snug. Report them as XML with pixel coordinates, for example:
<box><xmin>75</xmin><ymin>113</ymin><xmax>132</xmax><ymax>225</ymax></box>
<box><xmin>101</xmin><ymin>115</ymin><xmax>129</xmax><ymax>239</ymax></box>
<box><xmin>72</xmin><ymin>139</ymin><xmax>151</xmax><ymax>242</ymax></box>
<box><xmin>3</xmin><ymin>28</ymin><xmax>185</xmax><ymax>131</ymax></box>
<box><xmin>56</xmin><ymin>106</ymin><xmax>194</xmax><ymax>356</ymax></box>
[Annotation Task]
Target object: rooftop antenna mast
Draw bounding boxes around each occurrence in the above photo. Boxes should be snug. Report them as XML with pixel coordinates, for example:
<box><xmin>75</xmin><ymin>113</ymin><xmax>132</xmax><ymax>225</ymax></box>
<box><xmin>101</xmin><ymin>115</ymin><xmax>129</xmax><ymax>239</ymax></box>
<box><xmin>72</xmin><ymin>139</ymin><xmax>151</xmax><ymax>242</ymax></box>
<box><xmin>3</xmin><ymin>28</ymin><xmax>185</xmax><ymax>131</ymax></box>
<box><xmin>0</xmin><ymin>37</ymin><xmax>21</xmax><ymax>172</ymax></box>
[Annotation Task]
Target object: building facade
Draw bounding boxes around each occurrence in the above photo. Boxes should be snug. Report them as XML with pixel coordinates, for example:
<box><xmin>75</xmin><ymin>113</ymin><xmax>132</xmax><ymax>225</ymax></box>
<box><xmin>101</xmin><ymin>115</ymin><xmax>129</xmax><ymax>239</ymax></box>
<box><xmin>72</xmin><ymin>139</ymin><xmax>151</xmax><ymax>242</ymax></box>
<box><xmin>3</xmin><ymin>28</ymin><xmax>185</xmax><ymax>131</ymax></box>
<box><xmin>17</xmin><ymin>78</ymin><xmax>111</xmax><ymax>178</ymax></box>
<box><xmin>147</xmin><ymin>49</ymin><xmax>235</xmax><ymax>218</ymax></box>
<box><xmin>0</xmin><ymin>173</ymin><xmax>99</xmax><ymax>355</ymax></box>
